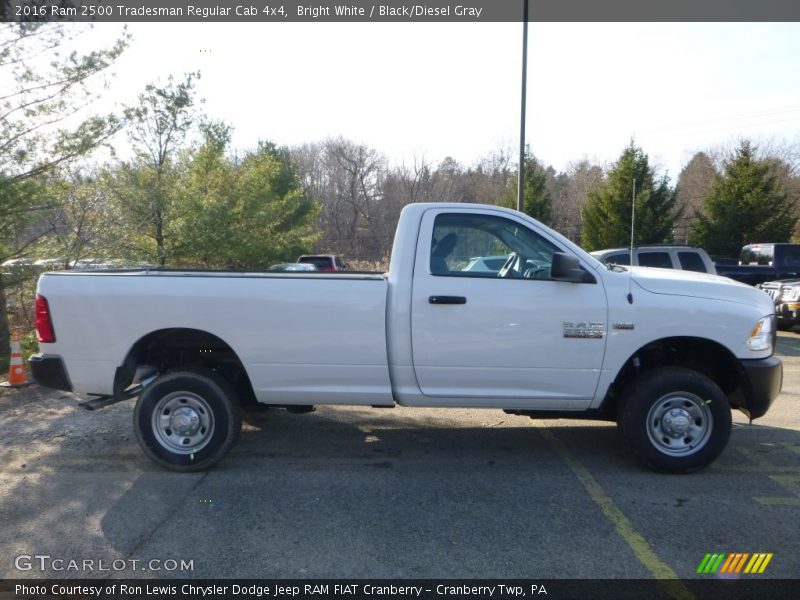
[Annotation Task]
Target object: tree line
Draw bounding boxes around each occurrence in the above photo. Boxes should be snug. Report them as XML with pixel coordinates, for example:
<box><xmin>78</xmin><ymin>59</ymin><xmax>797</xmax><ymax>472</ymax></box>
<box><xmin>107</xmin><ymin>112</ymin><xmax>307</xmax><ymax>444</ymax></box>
<box><xmin>2</xmin><ymin>23</ymin><xmax>800</xmax><ymax>365</ymax></box>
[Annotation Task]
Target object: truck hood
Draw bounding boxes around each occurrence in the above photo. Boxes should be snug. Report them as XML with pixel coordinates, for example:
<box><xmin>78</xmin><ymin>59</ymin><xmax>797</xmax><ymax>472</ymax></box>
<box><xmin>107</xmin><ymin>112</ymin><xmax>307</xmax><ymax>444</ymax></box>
<box><xmin>630</xmin><ymin>266</ymin><xmax>772</xmax><ymax>308</ymax></box>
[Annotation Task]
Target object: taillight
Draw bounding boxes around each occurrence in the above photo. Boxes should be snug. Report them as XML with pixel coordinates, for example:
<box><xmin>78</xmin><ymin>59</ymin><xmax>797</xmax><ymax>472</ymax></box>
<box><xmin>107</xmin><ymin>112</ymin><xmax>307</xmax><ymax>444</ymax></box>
<box><xmin>35</xmin><ymin>294</ymin><xmax>56</xmax><ymax>343</ymax></box>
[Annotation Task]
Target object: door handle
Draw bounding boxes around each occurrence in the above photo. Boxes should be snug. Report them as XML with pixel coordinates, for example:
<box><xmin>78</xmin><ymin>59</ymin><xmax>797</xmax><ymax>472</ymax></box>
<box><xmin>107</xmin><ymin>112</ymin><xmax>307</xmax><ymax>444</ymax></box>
<box><xmin>429</xmin><ymin>296</ymin><xmax>467</xmax><ymax>305</ymax></box>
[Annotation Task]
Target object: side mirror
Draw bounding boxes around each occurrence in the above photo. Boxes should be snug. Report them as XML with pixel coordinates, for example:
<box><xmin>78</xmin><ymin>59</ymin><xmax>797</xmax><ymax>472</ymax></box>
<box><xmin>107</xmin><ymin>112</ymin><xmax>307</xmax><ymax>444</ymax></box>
<box><xmin>551</xmin><ymin>252</ymin><xmax>590</xmax><ymax>283</ymax></box>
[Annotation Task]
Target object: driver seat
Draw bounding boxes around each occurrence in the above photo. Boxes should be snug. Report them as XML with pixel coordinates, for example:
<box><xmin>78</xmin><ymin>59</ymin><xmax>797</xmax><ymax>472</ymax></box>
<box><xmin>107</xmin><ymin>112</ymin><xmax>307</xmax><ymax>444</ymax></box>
<box><xmin>430</xmin><ymin>233</ymin><xmax>458</xmax><ymax>275</ymax></box>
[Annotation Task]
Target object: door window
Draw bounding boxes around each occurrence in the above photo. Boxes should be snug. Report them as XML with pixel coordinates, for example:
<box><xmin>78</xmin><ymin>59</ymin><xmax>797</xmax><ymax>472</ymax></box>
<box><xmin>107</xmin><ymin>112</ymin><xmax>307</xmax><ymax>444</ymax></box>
<box><xmin>430</xmin><ymin>213</ymin><xmax>561</xmax><ymax>279</ymax></box>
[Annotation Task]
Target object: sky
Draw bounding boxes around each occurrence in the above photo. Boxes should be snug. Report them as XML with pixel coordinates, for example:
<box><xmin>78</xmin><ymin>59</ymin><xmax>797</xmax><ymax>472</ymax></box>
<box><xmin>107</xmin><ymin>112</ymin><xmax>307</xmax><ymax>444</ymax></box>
<box><xmin>82</xmin><ymin>21</ymin><xmax>800</xmax><ymax>179</ymax></box>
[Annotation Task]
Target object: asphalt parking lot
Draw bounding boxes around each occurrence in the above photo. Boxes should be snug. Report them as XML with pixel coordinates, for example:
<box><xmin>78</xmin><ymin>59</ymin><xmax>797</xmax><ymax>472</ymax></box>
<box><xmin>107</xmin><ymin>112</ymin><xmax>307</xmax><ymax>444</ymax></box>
<box><xmin>0</xmin><ymin>335</ymin><xmax>798</xmax><ymax>585</ymax></box>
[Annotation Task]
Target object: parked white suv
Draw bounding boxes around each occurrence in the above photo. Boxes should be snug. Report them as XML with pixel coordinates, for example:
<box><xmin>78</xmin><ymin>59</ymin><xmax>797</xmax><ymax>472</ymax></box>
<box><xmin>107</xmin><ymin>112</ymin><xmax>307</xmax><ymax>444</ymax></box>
<box><xmin>590</xmin><ymin>245</ymin><xmax>716</xmax><ymax>275</ymax></box>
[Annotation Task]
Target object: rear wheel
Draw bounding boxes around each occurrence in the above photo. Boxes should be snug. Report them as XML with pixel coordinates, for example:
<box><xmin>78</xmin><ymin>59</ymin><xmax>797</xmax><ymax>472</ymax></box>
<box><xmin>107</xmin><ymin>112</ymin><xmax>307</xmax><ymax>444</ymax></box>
<box><xmin>134</xmin><ymin>370</ymin><xmax>242</xmax><ymax>472</ymax></box>
<box><xmin>618</xmin><ymin>367</ymin><xmax>731</xmax><ymax>473</ymax></box>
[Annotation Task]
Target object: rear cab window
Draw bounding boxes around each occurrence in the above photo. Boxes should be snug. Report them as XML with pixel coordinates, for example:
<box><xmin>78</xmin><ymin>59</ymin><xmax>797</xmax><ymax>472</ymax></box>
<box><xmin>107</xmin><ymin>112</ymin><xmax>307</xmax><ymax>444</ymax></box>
<box><xmin>740</xmin><ymin>246</ymin><xmax>774</xmax><ymax>265</ymax></box>
<box><xmin>678</xmin><ymin>251</ymin><xmax>708</xmax><ymax>273</ymax></box>
<box><xmin>298</xmin><ymin>256</ymin><xmax>332</xmax><ymax>268</ymax></box>
<box><xmin>638</xmin><ymin>252</ymin><xmax>673</xmax><ymax>269</ymax></box>
<box><xmin>605</xmin><ymin>253</ymin><xmax>630</xmax><ymax>265</ymax></box>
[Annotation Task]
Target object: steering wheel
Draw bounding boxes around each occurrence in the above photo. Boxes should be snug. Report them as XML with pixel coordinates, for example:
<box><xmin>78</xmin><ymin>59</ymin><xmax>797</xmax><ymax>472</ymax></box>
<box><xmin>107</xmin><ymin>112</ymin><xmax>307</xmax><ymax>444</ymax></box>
<box><xmin>523</xmin><ymin>264</ymin><xmax>549</xmax><ymax>279</ymax></box>
<box><xmin>497</xmin><ymin>252</ymin><xmax>519</xmax><ymax>278</ymax></box>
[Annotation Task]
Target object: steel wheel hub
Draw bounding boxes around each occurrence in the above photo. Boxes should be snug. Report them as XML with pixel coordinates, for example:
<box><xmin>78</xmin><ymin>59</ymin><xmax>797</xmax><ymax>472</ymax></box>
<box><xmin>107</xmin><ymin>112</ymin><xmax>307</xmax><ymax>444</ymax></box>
<box><xmin>646</xmin><ymin>392</ymin><xmax>712</xmax><ymax>456</ymax></box>
<box><xmin>170</xmin><ymin>407</ymin><xmax>201</xmax><ymax>436</ymax></box>
<box><xmin>663</xmin><ymin>408</ymin><xmax>692</xmax><ymax>437</ymax></box>
<box><xmin>151</xmin><ymin>391</ymin><xmax>215</xmax><ymax>454</ymax></box>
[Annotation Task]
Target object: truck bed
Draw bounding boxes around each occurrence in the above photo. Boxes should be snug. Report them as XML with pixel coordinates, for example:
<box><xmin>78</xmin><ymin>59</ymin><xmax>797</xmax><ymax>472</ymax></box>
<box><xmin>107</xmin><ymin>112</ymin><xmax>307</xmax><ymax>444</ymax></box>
<box><xmin>38</xmin><ymin>270</ymin><xmax>393</xmax><ymax>405</ymax></box>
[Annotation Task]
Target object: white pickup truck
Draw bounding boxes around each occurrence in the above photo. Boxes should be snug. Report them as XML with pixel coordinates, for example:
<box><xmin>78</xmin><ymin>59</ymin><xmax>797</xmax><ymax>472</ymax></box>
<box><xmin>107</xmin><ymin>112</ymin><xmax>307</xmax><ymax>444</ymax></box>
<box><xmin>30</xmin><ymin>203</ymin><xmax>782</xmax><ymax>473</ymax></box>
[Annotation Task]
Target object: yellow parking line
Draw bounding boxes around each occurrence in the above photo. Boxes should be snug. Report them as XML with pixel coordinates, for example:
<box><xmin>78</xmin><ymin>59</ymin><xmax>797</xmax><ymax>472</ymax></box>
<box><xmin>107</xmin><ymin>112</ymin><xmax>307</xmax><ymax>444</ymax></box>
<box><xmin>735</xmin><ymin>446</ymin><xmax>800</xmax><ymax>468</ymax></box>
<box><xmin>737</xmin><ymin>447</ymin><xmax>800</xmax><ymax>503</ymax></box>
<box><xmin>755</xmin><ymin>497</ymin><xmax>800</xmax><ymax>506</ymax></box>
<box><xmin>536</xmin><ymin>428</ymin><xmax>695</xmax><ymax>600</ymax></box>
<box><xmin>782</xmin><ymin>443</ymin><xmax>800</xmax><ymax>456</ymax></box>
<box><xmin>715</xmin><ymin>465</ymin><xmax>800</xmax><ymax>474</ymax></box>
<box><xmin>754</xmin><ymin>475</ymin><xmax>800</xmax><ymax>506</ymax></box>
<box><xmin>769</xmin><ymin>475</ymin><xmax>800</xmax><ymax>498</ymax></box>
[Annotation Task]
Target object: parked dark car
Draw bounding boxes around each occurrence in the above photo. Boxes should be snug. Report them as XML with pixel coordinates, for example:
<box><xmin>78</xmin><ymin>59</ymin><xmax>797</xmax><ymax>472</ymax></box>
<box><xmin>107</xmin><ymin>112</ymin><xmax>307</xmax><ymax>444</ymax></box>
<box><xmin>715</xmin><ymin>243</ymin><xmax>800</xmax><ymax>286</ymax></box>
<box><xmin>297</xmin><ymin>254</ymin><xmax>348</xmax><ymax>272</ymax></box>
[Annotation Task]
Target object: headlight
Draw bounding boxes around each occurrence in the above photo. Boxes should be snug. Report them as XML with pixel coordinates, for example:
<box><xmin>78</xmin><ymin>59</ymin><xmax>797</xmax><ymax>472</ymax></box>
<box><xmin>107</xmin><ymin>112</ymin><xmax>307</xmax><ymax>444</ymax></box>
<box><xmin>747</xmin><ymin>316</ymin><xmax>774</xmax><ymax>352</ymax></box>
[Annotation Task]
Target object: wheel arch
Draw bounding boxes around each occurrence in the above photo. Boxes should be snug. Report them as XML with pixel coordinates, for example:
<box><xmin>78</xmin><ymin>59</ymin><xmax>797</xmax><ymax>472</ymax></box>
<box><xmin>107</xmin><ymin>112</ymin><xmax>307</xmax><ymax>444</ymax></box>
<box><xmin>115</xmin><ymin>328</ymin><xmax>257</xmax><ymax>407</ymax></box>
<box><xmin>601</xmin><ymin>336</ymin><xmax>743</xmax><ymax>420</ymax></box>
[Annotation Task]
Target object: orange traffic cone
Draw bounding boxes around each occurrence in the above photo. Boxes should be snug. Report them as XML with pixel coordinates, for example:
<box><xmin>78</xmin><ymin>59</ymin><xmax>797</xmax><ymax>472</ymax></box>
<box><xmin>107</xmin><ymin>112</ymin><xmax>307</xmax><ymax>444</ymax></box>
<box><xmin>4</xmin><ymin>332</ymin><xmax>29</xmax><ymax>387</ymax></box>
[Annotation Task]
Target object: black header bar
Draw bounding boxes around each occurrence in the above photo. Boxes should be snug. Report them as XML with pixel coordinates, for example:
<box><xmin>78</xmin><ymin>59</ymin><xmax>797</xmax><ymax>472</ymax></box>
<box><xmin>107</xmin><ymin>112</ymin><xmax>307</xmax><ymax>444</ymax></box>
<box><xmin>3</xmin><ymin>579</ymin><xmax>800</xmax><ymax>600</ymax></box>
<box><xmin>4</xmin><ymin>0</ymin><xmax>800</xmax><ymax>22</ymax></box>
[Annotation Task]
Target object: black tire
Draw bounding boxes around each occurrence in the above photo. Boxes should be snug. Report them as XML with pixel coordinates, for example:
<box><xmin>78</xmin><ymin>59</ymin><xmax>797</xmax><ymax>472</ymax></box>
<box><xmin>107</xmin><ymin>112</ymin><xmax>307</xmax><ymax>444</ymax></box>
<box><xmin>618</xmin><ymin>367</ymin><xmax>731</xmax><ymax>473</ymax></box>
<box><xmin>134</xmin><ymin>370</ymin><xmax>242</xmax><ymax>472</ymax></box>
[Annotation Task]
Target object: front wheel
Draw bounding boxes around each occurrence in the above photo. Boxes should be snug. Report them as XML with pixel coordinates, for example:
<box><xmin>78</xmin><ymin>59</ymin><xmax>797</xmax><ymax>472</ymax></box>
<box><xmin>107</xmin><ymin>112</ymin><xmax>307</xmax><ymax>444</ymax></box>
<box><xmin>134</xmin><ymin>370</ymin><xmax>242</xmax><ymax>472</ymax></box>
<box><xmin>618</xmin><ymin>367</ymin><xmax>731</xmax><ymax>473</ymax></box>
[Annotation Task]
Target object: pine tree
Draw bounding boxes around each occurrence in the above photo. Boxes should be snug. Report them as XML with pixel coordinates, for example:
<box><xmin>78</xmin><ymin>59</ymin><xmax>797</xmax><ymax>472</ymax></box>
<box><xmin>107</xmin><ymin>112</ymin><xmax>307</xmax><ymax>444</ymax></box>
<box><xmin>170</xmin><ymin>125</ymin><xmax>318</xmax><ymax>269</ymax></box>
<box><xmin>582</xmin><ymin>143</ymin><xmax>677</xmax><ymax>251</ymax></box>
<box><xmin>500</xmin><ymin>147</ymin><xmax>553</xmax><ymax>225</ymax></box>
<box><xmin>690</xmin><ymin>140</ymin><xmax>797</xmax><ymax>257</ymax></box>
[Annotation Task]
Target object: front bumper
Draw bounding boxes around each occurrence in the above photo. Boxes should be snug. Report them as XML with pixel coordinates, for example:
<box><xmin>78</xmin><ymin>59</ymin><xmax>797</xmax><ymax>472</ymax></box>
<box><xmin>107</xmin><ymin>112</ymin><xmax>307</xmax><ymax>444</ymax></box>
<box><xmin>29</xmin><ymin>354</ymin><xmax>72</xmax><ymax>392</ymax></box>
<box><xmin>739</xmin><ymin>356</ymin><xmax>783</xmax><ymax>419</ymax></box>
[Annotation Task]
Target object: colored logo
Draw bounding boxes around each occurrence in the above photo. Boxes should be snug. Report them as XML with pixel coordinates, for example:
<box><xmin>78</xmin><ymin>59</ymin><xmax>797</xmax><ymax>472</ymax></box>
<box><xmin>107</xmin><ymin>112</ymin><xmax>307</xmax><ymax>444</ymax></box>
<box><xmin>697</xmin><ymin>553</ymin><xmax>773</xmax><ymax>574</ymax></box>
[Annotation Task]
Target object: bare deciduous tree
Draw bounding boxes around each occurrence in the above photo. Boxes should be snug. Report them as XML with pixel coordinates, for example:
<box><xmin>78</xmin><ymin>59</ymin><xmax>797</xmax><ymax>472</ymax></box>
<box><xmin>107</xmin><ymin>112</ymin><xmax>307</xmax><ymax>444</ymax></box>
<box><xmin>292</xmin><ymin>138</ymin><xmax>389</xmax><ymax>260</ymax></box>
<box><xmin>550</xmin><ymin>160</ymin><xmax>604</xmax><ymax>243</ymax></box>
<box><xmin>675</xmin><ymin>152</ymin><xmax>718</xmax><ymax>243</ymax></box>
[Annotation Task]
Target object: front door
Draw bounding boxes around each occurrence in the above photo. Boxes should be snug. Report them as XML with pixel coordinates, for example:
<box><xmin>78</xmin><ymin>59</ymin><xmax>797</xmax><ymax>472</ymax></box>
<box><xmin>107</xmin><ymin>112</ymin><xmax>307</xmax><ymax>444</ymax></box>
<box><xmin>410</xmin><ymin>208</ymin><xmax>608</xmax><ymax>409</ymax></box>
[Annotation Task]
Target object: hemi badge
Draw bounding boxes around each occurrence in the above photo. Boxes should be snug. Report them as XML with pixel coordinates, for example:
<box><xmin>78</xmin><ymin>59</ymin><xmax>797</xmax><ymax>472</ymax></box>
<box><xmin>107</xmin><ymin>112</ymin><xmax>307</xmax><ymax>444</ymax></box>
<box><xmin>613</xmin><ymin>322</ymin><xmax>635</xmax><ymax>330</ymax></box>
<box><xmin>563</xmin><ymin>321</ymin><xmax>605</xmax><ymax>339</ymax></box>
